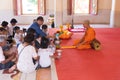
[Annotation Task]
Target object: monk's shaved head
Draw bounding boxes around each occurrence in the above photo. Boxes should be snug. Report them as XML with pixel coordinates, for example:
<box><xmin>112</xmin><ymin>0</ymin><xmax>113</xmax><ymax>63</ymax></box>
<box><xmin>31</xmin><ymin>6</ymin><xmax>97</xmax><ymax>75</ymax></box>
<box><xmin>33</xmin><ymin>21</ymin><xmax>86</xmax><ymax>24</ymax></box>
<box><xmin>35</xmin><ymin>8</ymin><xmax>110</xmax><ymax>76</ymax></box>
<box><xmin>83</xmin><ymin>20</ymin><xmax>90</xmax><ymax>25</ymax></box>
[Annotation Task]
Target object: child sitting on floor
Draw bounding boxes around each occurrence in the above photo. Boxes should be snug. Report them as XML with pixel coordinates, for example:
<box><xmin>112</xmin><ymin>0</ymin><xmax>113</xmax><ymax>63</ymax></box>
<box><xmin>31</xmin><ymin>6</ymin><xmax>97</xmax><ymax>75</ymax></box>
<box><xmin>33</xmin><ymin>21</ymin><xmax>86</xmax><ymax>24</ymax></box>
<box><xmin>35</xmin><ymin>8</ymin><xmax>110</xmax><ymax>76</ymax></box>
<box><xmin>9</xmin><ymin>18</ymin><xmax>18</xmax><ymax>37</ymax></box>
<box><xmin>42</xmin><ymin>24</ymin><xmax>49</xmax><ymax>36</ymax></box>
<box><xmin>14</xmin><ymin>26</ymin><xmax>23</xmax><ymax>47</ymax></box>
<box><xmin>37</xmin><ymin>36</ymin><xmax>55</xmax><ymax>68</ymax></box>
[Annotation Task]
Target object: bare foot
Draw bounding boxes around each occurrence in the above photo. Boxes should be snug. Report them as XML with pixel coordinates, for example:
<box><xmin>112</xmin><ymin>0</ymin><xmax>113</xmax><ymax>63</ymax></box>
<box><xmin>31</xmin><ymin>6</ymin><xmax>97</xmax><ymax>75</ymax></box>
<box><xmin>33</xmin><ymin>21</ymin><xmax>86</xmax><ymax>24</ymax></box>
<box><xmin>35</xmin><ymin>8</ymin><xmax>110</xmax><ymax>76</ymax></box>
<box><xmin>11</xmin><ymin>70</ymin><xmax>20</xmax><ymax>78</ymax></box>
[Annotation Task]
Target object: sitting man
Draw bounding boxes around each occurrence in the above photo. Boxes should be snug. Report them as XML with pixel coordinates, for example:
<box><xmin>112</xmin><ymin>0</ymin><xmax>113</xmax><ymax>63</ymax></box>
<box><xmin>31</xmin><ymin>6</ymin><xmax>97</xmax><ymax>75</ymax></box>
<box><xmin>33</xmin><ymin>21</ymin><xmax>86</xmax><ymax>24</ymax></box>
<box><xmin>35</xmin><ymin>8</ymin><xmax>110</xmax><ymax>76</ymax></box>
<box><xmin>73</xmin><ymin>20</ymin><xmax>96</xmax><ymax>49</ymax></box>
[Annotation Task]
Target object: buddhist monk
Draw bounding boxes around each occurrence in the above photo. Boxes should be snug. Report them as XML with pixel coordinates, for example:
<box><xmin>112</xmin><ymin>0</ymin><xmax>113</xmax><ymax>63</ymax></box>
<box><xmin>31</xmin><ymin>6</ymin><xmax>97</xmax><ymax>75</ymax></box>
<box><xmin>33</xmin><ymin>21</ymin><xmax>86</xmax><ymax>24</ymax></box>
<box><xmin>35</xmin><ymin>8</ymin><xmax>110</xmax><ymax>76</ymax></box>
<box><xmin>73</xmin><ymin>20</ymin><xmax>96</xmax><ymax>49</ymax></box>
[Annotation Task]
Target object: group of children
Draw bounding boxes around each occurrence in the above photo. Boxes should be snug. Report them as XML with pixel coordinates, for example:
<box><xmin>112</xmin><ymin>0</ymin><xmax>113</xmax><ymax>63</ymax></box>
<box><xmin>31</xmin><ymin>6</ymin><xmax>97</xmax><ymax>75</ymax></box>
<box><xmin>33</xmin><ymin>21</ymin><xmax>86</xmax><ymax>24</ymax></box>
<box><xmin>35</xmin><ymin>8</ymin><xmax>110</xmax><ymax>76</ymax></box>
<box><xmin>0</xmin><ymin>18</ymin><xmax>57</xmax><ymax>77</ymax></box>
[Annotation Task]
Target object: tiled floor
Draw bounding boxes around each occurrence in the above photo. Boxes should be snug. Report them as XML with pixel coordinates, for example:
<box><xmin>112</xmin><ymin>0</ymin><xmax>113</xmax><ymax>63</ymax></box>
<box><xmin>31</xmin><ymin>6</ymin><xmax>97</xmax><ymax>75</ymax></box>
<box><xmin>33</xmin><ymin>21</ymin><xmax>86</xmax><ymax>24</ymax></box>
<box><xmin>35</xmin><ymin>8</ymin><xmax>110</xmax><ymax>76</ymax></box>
<box><xmin>36</xmin><ymin>68</ymin><xmax>51</xmax><ymax>80</ymax></box>
<box><xmin>0</xmin><ymin>58</ymin><xmax>56</xmax><ymax>80</ymax></box>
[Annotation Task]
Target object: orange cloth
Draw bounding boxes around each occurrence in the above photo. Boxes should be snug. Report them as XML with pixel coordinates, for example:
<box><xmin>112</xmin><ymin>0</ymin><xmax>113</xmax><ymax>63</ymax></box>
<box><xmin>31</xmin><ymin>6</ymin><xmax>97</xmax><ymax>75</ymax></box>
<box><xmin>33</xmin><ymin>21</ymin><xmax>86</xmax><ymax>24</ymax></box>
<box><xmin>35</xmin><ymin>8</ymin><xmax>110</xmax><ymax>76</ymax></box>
<box><xmin>61</xmin><ymin>46</ymin><xmax>76</xmax><ymax>49</ymax></box>
<box><xmin>73</xmin><ymin>27</ymin><xmax>95</xmax><ymax>49</ymax></box>
<box><xmin>59</xmin><ymin>30</ymin><xmax>73</xmax><ymax>39</ymax></box>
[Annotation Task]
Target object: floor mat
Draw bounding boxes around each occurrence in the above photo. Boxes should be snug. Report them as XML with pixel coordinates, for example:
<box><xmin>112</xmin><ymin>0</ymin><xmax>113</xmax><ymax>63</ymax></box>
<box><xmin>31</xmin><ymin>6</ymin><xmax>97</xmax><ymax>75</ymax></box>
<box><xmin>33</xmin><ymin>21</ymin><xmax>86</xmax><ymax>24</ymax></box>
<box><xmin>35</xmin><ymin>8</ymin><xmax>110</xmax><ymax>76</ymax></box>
<box><xmin>55</xmin><ymin>28</ymin><xmax>120</xmax><ymax>80</ymax></box>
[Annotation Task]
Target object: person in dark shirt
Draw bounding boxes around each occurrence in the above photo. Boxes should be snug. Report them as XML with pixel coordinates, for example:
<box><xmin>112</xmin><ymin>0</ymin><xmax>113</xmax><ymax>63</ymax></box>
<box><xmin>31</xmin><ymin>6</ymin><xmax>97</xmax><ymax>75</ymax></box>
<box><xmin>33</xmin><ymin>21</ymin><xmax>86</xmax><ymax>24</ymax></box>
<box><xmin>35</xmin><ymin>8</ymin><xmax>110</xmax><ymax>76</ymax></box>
<box><xmin>29</xmin><ymin>16</ymin><xmax>46</xmax><ymax>38</ymax></box>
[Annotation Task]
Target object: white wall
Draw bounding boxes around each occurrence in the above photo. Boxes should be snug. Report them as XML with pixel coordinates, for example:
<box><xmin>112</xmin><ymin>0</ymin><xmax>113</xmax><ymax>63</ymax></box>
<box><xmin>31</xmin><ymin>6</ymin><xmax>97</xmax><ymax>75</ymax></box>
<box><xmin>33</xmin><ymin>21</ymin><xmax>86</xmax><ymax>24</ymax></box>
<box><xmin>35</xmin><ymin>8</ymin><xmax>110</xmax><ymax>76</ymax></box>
<box><xmin>0</xmin><ymin>0</ymin><xmax>13</xmax><ymax>23</ymax></box>
<box><xmin>0</xmin><ymin>0</ymin><xmax>112</xmax><ymax>25</ymax></box>
<box><xmin>0</xmin><ymin>0</ymin><xmax>54</xmax><ymax>25</ymax></box>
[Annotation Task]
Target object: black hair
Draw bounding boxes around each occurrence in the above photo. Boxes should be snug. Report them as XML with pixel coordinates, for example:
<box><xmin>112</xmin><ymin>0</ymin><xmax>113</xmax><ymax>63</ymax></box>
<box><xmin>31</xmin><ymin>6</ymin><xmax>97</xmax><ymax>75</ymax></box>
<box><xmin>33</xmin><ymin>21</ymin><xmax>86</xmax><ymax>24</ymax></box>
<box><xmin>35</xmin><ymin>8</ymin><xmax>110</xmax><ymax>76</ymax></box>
<box><xmin>24</xmin><ymin>34</ymin><xmax>35</xmax><ymax>44</ymax></box>
<box><xmin>42</xmin><ymin>24</ymin><xmax>48</xmax><ymax>30</ymax></box>
<box><xmin>40</xmin><ymin>37</ymin><xmax>49</xmax><ymax>49</ymax></box>
<box><xmin>1</xmin><ymin>21</ymin><xmax>8</xmax><ymax>27</ymax></box>
<box><xmin>27</xmin><ymin>28</ymin><xmax>35</xmax><ymax>35</ymax></box>
<box><xmin>33</xmin><ymin>19</ymin><xmax>37</xmax><ymax>22</ymax></box>
<box><xmin>37</xmin><ymin>16</ymin><xmax>44</xmax><ymax>21</ymax></box>
<box><xmin>14</xmin><ymin>26</ymin><xmax>20</xmax><ymax>31</ymax></box>
<box><xmin>10</xmin><ymin>18</ymin><xmax>17</xmax><ymax>23</ymax></box>
<box><xmin>23</xmin><ymin>28</ymin><xmax>27</xmax><ymax>33</ymax></box>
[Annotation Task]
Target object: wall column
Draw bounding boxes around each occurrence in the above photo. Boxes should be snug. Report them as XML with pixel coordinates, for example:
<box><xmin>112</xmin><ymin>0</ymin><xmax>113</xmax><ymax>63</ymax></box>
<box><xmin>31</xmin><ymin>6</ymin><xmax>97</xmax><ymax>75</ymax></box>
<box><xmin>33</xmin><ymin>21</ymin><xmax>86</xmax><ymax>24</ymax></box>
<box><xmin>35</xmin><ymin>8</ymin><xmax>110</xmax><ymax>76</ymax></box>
<box><xmin>110</xmin><ymin>0</ymin><xmax>120</xmax><ymax>27</ymax></box>
<box><xmin>54</xmin><ymin>0</ymin><xmax>63</xmax><ymax>27</ymax></box>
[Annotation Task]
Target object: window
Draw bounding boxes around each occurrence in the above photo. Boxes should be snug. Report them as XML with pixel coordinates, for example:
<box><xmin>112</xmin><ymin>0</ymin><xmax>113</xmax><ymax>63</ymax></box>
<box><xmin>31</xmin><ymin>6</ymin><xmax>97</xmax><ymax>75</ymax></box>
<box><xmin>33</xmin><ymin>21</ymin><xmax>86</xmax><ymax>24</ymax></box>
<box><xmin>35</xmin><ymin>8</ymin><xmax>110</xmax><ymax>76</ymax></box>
<box><xmin>13</xmin><ymin>0</ymin><xmax>46</xmax><ymax>15</ymax></box>
<box><xmin>74</xmin><ymin>0</ymin><xmax>90</xmax><ymax>14</ymax></box>
<box><xmin>67</xmin><ymin>0</ymin><xmax>97</xmax><ymax>15</ymax></box>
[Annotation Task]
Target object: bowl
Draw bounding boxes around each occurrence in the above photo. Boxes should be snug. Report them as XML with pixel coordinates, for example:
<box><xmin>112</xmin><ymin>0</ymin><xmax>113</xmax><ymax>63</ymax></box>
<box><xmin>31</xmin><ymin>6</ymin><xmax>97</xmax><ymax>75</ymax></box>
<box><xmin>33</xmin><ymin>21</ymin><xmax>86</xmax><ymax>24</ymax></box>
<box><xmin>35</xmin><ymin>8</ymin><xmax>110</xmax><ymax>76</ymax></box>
<box><xmin>55</xmin><ymin>40</ymin><xmax>60</xmax><ymax>44</ymax></box>
<box><xmin>56</xmin><ymin>49</ymin><xmax>62</xmax><ymax>56</ymax></box>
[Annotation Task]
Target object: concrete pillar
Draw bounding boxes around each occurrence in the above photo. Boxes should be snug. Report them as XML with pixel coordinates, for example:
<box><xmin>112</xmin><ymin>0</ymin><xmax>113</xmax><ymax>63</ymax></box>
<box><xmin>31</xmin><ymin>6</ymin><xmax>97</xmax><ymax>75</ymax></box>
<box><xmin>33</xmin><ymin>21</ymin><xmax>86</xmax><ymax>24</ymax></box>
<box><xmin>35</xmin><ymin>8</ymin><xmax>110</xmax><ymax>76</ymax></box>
<box><xmin>110</xmin><ymin>0</ymin><xmax>120</xmax><ymax>27</ymax></box>
<box><xmin>54</xmin><ymin>0</ymin><xmax>63</xmax><ymax>27</ymax></box>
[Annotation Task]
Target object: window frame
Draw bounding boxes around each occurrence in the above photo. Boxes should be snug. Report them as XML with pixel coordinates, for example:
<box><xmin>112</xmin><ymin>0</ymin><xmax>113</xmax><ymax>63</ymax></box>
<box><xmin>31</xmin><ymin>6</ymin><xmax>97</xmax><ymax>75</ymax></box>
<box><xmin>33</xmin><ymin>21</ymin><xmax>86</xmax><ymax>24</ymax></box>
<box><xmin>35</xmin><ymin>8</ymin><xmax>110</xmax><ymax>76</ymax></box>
<box><xmin>67</xmin><ymin>0</ymin><xmax>98</xmax><ymax>15</ymax></box>
<box><xmin>13</xmin><ymin>0</ymin><xmax>46</xmax><ymax>16</ymax></box>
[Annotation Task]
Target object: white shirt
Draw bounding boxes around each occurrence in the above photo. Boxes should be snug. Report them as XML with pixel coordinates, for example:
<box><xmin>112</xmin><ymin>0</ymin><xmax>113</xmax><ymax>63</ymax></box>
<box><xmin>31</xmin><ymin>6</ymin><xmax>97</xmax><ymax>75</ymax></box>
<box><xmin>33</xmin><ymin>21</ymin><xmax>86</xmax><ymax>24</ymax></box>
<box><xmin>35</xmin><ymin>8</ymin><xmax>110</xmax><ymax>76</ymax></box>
<box><xmin>14</xmin><ymin>33</ymin><xmax>22</xmax><ymax>44</ymax></box>
<box><xmin>17</xmin><ymin>44</ymin><xmax>38</xmax><ymax>73</ymax></box>
<box><xmin>9</xmin><ymin>25</ymin><xmax>15</xmax><ymax>35</ymax></box>
<box><xmin>38</xmin><ymin>48</ymin><xmax>54</xmax><ymax>67</ymax></box>
<box><xmin>0</xmin><ymin>46</ymin><xmax>5</xmax><ymax>63</ymax></box>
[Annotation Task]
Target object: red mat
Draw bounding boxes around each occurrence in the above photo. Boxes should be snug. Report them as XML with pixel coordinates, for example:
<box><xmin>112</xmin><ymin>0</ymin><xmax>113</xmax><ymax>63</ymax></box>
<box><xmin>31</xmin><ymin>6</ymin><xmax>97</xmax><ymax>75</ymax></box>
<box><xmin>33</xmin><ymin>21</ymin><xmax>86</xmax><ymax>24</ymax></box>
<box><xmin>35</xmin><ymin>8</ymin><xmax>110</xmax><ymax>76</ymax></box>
<box><xmin>55</xmin><ymin>28</ymin><xmax>120</xmax><ymax>80</ymax></box>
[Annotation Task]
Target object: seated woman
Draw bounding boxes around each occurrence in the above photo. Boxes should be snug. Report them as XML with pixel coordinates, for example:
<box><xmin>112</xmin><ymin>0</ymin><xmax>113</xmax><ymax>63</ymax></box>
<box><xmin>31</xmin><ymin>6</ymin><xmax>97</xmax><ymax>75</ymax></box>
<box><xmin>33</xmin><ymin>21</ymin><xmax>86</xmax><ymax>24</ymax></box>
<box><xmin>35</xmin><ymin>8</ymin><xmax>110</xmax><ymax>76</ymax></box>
<box><xmin>17</xmin><ymin>34</ymin><xmax>39</xmax><ymax>73</ymax></box>
<box><xmin>73</xmin><ymin>20</ymin><xmax>96</xmax><ymax>49</ymax></box>
<box><xmin>0</xmin><ymin>36</ymin><xmax>15</xmax><ymax>70</ymax></box>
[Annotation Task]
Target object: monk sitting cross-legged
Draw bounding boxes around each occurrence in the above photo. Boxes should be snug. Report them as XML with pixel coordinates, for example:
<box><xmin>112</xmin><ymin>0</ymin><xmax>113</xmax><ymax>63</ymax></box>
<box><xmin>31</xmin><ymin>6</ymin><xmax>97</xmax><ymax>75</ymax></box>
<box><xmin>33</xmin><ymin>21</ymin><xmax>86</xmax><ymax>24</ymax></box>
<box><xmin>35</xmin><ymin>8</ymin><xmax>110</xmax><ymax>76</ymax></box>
<box><xmin>73</xmin><ymin>20</ymin><xmax>96</xmax><ymax>49</ymax></box>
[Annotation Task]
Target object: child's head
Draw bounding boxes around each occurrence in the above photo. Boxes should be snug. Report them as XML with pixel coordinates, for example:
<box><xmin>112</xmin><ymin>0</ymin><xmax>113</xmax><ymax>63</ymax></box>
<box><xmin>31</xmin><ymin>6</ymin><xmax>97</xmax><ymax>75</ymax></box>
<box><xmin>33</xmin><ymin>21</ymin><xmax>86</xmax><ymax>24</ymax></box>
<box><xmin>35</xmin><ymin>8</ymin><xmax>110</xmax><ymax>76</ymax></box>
<box><xmin>40</xmin><ymin>37</ymin><xmax>49</xmax><ymax>49</ymax></box>
<box><xmin>42</xmin><ymin>24</ymin><xmax>48</xmax><ymax>32</ymax></box>
<box><xmin>33</xmin><ymin>19</ymin><xmax>37</xmax><ymax>23</ymax></box>
<box><xmin>27</xmin><ymin>28</ymin><xmax>36</xmax><ymax>35</ymax></box>
<box><xmin>14</xmin><ymin>26</ymin><xmax>20</xmax><ymax>33</ymax></box>
<box><xmin>1</xmin><ymin>21</ymin><xmax>8</xmax><ymax>28</ymax></box>
<box><xmin>24</xmin><ymin>34</ymin><xmax>35</xmax><ymax>44</ymax></box>
<box><xmin>10</xmin><ymin>18</ymin><xmax>17</xmax><ymax>26</ymax></box>
<box><xmin>23</xmin><ymin>28</ymin><xmax>27</xmax><ymax>33</ymax></box>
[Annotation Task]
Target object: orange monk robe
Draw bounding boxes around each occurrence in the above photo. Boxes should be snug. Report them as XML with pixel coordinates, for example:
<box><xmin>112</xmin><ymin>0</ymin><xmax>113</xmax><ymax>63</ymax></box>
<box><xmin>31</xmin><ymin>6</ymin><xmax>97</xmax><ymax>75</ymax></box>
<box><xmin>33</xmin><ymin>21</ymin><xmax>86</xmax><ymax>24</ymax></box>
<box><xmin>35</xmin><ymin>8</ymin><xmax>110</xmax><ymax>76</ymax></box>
<box><xmin>73</xmin><ymin>27</ymin><xmax>96</xmax><ymax>49</ymax></box>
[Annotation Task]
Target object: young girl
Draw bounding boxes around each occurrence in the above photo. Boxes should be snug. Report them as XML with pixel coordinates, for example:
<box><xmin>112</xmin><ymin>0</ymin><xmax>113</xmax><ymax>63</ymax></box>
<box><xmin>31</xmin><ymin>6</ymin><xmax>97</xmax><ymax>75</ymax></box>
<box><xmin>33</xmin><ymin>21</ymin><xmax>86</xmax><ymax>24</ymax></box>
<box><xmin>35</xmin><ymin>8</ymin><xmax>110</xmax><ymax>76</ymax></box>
<box><xmin>17</xmin><ymin>34</ymin><xmax>39</xmax><ymax>73</ymax></box>
<box><xmin>38</xmin><ymin>37</ymin><xmax>55</xmax><ymax>68</ymax></box>
<box><xmin>14</xmin><ymin>26</ymin><xmax>23</xmax><ymax>47</ymax></box>
<box><xmin>9</xmin><ymin>18</ymin><xmax>18</xmax><ymax>37</ymax></box>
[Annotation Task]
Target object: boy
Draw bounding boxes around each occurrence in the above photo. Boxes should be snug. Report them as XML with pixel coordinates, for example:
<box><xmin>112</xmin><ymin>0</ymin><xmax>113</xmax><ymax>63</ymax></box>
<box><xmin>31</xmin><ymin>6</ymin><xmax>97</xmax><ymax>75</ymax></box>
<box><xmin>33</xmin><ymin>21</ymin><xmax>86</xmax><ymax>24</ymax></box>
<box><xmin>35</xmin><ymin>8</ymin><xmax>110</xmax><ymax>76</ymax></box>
<box><xmin>9</xmin><ymin>18</ymin><xmax>18</xmax><ymax>36</ymax></box>
<box><xmin>14</xmin><ymin>26</ymin><xmax>23</xmax><ymax>47</ymax></box>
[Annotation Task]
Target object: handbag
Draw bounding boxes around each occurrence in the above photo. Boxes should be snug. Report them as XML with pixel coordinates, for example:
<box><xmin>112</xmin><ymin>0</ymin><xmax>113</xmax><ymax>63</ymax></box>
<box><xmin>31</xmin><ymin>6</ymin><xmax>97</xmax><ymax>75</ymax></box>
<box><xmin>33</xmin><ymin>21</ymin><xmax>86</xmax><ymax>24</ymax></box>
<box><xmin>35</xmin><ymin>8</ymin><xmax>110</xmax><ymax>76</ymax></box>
<box><xmin>90</xmin><ymin>39</ymin><xmax>101</xmax><ymax>50</ymax></box>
